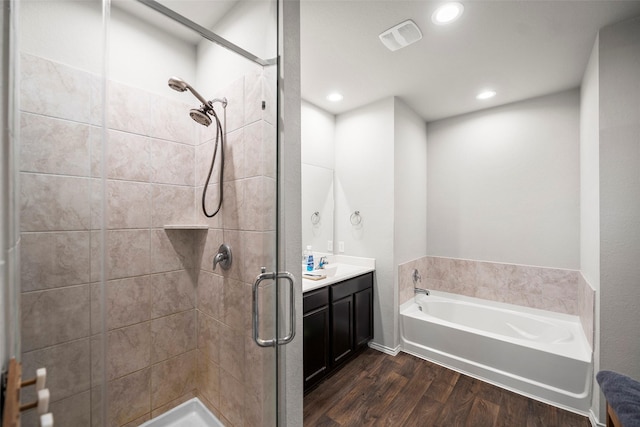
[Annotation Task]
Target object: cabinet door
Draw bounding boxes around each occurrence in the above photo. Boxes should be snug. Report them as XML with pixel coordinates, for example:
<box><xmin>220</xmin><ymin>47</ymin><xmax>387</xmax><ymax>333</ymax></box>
<box><xmin>331</xmin><ymin>296</ymin><xmax>353</xmax><ymax>365</ymax></box>
<box><xmin>354</xmin><ymin>287</ymin><xmax>373</xmax><ymax>348</ymax></box>
<box><xmin>303</xmin><ymin>306</ymin><xmax>329</xmax><ymax>391</ymax></box>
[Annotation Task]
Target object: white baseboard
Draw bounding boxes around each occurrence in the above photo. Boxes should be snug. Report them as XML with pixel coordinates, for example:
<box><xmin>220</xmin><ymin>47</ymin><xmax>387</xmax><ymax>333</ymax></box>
<box><xmin>368</xmin><ymin>341</ymin><xmax>401</xmax><ymax>356</ymax></box>
<box><xmin>589</xmin><ymin>409</ymin><xmax>604</xmax><ymax>427</ymax></box>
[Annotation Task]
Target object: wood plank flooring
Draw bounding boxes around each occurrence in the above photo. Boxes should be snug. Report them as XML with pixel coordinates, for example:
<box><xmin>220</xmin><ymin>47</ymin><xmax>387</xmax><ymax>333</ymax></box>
<box><xmin>304</xmin><ymin>348</ymin><xmax>591</xmax><ymax>427</ymax></box>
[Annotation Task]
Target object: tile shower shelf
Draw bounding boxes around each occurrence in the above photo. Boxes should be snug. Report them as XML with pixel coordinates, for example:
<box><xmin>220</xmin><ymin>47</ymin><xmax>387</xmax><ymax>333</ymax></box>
<box><xmin>163</xmin><ymin>224</ymin><xmax>209</xmax><ymax>230</ymax></box>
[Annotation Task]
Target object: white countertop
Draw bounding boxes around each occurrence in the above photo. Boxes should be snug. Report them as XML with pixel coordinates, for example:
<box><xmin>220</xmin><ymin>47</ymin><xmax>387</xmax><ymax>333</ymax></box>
<box><xmin>301</xmin><ymin>255</ymin><xmax>375</xmax><ymax>293</ymax></box>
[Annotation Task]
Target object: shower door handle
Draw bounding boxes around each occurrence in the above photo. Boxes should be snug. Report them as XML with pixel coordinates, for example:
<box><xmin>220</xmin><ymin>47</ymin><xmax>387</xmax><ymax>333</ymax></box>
<box><xmin>252</xmin><ymin>270</ymin><xmax>296</xmax><ymax>347</ymax></box>
<box><xmin>276</xmin><ymin>272</ymin><xmax>296</xmax><ymax>345</ymax></box>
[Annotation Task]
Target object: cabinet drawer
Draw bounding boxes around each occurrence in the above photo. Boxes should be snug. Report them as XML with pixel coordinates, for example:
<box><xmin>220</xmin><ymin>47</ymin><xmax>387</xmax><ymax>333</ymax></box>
<box><xmin>331</xmin><ymin>272</ymin><xmax>373</xmax><ymax>301</ymax></box>
<box><xmin>303</xmin><ymin>286</ymin><xmax>329</xmax><ymax>314</ymax></box>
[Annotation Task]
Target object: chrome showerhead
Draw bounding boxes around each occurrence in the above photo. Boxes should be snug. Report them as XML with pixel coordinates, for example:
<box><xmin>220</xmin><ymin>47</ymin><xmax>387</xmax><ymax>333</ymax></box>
<box><xmin>167</xmin><ymin>76</ymin><xmax>188</xmax><ymax>92</ymax></box>
<box><xmin>167</xmin><ymin>76</ymin><xmax>208</xmax><ymax>105</ymax></box>
<box><xmin>190</xmin><ymin>107</ymin><xmax>212</xmax><ymax>127</ymax></box>
<box><xmin>168</xmin><ymin>76</ymin><xmax>226</xmax><ymax>127</ymax></box>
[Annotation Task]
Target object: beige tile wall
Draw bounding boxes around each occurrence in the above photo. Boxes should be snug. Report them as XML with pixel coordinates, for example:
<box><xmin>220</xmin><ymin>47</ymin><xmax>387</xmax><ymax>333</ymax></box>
<box><xmin>20</xmin><ymin>53</ymin><xmax>100</xmax><ymax>426</ymax></box>
<box><xmin>20</xmin><ymin>53</ymin><xmax>277</xmax><ymax>426</ymax></box>
<box><xmin>577</xmin><ymin>274</ymin><xmax>596</xmax><ymax>348</ymax></box>
<box><xmin>399</xmin><ymin>256</ymin><xmax>595</xmax><ymax>349</ymax></box>
<box><xmin>194</xmin><ymin>66</ymin><xmax>278</xmax><ymax>427</ymax></box>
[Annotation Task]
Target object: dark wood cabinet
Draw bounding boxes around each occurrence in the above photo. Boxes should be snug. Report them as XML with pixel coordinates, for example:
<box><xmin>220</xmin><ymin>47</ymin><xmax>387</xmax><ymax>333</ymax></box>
<box><xmin>331</xmin><ymin>296</ymin><xmax>353</xmax><ymax>364</ymax></box>
<box><xmin>303</xmin><ymin>272</ymin><xmax>374</xmax><ymax>393</ymax></box>
<box><xmin>354</xmin><ymin>286</ymin><xmax>373</xmax><ymax>348</ymax></box>
<box><xmin>303</xmin><ymin>306</ymin><xmax>329</xmax><ymax>389</ymax></box>
<box><xmin>303</xmin><ymin>287</ymin><xmax>330</xmax><ymax>391</ymax></box>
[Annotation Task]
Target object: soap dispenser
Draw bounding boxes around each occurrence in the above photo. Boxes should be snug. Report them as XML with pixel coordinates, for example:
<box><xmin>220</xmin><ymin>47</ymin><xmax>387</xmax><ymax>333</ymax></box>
<box><xmin>305</xmin><ymin>246</ymin><xmax>314</xmax><ymax>271</ymax></box>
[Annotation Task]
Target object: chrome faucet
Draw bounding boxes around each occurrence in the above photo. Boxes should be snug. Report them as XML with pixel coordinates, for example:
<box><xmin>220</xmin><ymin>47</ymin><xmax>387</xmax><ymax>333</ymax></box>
<box><xmin>414</xmin><ymin>288</ymin><xmax>430</xmax><ymax>296</ymax></box>
<box><xmin>318</xmin><ymin>256</ymin><xmax>329</xmax><ymax>269</ymax></box>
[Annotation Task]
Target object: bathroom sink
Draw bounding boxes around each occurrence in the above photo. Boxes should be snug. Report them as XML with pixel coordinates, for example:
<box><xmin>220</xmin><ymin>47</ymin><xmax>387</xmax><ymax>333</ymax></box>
<box><xmin>301</xmin><ymin>256</ymin><xmax>376</xmax><ymax>292</ymax></box>
<box><xmin>313</xmin><ymin>264</ymin><xmax>360</xmax><ymax>278</ymax></box>
<box><xmin>318</xmin><ymin>264</ymin><xmax>338</xmax><ymax>277</ymax></box>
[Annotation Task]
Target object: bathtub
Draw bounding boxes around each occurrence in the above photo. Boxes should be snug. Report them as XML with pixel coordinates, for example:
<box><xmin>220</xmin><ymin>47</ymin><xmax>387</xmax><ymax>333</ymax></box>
<box><xmin>400</xmin><ymin>291</ymin><xmax>592</xmax><ymax>414</ymax></box>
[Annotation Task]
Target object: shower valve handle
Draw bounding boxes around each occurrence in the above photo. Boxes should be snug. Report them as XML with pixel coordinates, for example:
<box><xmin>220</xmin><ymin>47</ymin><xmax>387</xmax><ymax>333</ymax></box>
<box><xmin>213</xmin><ymin>244</ymin><xmax>232</xmax><ymax>270</ymax></box>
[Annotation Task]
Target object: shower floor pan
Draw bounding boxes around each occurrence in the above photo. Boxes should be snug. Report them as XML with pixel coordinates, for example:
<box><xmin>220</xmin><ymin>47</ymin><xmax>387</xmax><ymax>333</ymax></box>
<box><xmin>139</xmin><ymin>398</ymin><xmax>224</xmax><ymax>427</ymax></box>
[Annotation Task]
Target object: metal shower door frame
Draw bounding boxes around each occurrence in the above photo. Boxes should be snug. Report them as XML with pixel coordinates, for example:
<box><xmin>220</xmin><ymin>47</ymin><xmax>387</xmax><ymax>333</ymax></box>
<box><xmin>136</xmin><ymin>0</ymin><xmax>277</xmax><ymax>67</ymax></box>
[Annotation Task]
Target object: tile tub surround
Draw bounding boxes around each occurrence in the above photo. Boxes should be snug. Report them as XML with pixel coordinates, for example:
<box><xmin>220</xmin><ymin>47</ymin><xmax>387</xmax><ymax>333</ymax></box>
<box><xmin>398</xmin><ymin>256</ymin><xmax>595</xmax><ymax>348</ymax></box>
<box><xmin>19</xmin><ymin>53</ymin><xmax>277</xmax><ymax>426</ymax></box>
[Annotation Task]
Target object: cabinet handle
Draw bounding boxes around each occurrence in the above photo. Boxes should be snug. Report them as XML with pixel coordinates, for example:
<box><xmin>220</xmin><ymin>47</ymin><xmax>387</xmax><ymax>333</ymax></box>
<box><xmin>252</xmin><ymin>270</ymin><xmax>296</xmax><ymax>347</ymax></box>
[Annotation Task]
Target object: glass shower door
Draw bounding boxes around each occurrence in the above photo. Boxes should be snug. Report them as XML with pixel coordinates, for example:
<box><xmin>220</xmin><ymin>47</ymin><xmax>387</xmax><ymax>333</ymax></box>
<box><xmin>103</xmin><ymin>0</ymin><xmax>284</xmax><ymax>425</ymax></box>
<box><xmin>11</xmin><ymin>0</ymin><xmax>288</xmax><ymax>425</ymax></box>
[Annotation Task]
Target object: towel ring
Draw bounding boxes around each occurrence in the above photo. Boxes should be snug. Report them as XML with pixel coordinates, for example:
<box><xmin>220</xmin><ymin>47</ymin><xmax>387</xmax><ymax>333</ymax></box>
<box><xmin>311</xmin><ymin>211</ymin><xmax>320</xmax><ymax>225</ymax></box>
<box><xmin>350</xmin><ymin>210</ymin><xmax>362</xmax><ymax>225</ymax></box>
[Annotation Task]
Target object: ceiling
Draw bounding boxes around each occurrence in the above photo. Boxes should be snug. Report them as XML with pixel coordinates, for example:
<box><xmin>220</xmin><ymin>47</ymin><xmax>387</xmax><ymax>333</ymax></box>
<box><xmin>301</xmin><ymin>1</ymin><xmax>640</xmax><ymax>122</ymax></box>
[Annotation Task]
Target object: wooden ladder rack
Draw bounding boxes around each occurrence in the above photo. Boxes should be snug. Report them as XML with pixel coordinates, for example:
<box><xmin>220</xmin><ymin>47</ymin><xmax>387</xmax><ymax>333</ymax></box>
<box><xmin>2</xmin><ymin>358</ymin><xmax>22</xmax><ymax>427</ymax></box>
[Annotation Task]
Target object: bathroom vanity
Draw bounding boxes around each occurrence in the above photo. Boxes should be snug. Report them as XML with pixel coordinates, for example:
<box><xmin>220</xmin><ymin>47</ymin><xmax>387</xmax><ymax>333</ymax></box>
<box><xmin>303</xmin><ymin>266</ymin><xmax>374</xmax><ymax>393</ymax></box>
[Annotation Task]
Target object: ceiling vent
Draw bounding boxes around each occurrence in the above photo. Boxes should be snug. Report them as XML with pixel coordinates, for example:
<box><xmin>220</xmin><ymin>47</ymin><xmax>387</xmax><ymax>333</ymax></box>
<box><xmin>378</xmin><ymin>19</ymin><xmax>423</xmax><ymax>51</ymax></box>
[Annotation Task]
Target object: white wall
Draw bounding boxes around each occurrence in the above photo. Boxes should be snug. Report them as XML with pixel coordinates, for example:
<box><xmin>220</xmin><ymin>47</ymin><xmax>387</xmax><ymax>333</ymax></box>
<box><xmin>20</xmin><ymin>1</ymin><xmax>197</xmax><ymax>103</ymax></box>
<box><xmin>215</xmin><ymin>0</ymin><xmax>277</xmax><ymax>61</ymax></box>
<box><xmin>393</xmin><ymin>98</ymin><xmax>427</xmax><ymax>264</ymax></box>
<box><xmin>599</xmin><ymin>12</ymin><xmax>640</xmax><ymax>406</ymax></box>
<box><xmin>301</xmin><ymin>101</ymin><xmax>335</xmax><ymax>253</ymax></box>
<box><xmin>393</xmin><ymin>98</ymin><xmax>427</xmax><ymax>348</ymax></box>
<box><xmin>426</xmin><ymin>90</ymin><xmax>581</xmax><ymax>269</ymax></box>
<box><xmin>580</xmin><ymin>36</ymin><xmax>601</xmax><ymax>422</ymax></box>
<box><xmin>20</xmin><ymin>0</ymin><xmax>103</xmax><ymax>73</ymax></box>
<box><xmin>580</xmin><ymin>43</ymin><xmax>601</xmax><ymax>291</ymax></box>
<box><xmin>301</xmin><ymin>101</ymin><xmax>335</xmax><ymax>169</ymax></box>
<box><xmin>22</xmin><ymin>0</ymin><xmax>272</xmax><ymax>101</ymax></box>
<box><xmin>196</xmin><ymin>0</ymin><xmax>275</xmax><ymax>96</ymax></box>
<box><xmin>109</xmin><ymin>7</ymin><xmax>197</xmax><ymax>101</ymax></box>
<box><xmin>335</xmin><ymin>97</ymin><xmax>395</xmax><ymax>347</ymax></box>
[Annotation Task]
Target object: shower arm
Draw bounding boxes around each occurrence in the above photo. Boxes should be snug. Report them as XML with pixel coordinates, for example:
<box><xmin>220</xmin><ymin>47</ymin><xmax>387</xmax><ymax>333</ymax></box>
<box><xmin>209</xmin><ymin>97</ymin><xmax>228</xmax><ymax>109</ymax></box>
<box><xmin>183</xmin><ymin>86</ymin><xmax>226</xmax><ymax>110</ymax></box>
<box><xmin>192</xmin><ymin>92</ymin><xmax>227</xmax><ymax>112</ymax></box>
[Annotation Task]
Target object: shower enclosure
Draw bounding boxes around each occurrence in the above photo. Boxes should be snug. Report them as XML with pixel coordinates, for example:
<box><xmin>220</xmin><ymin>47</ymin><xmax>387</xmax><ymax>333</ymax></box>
<box><xmin>2</xmin><ymin>0</ymin><xmax>293</xmax><ymax>425</ymax></box>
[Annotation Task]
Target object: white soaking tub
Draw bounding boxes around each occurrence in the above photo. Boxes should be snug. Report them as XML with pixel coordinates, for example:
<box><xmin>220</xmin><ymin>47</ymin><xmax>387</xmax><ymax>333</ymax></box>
<box><xmin>400</xmin><ymin>291</ymin><xmax>592</xmax><ymax>414</ymax></box>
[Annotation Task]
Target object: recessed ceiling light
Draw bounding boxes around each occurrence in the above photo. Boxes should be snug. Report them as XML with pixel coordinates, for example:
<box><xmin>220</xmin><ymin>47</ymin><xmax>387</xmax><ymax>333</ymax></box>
<box><xmin>432</xmin><ymin>2</ymin><xmax>464</xmax><ymax>25</ymax></box>
<box><xmin>476</xmin><ymin>90</ymin><xmax>497</xmax><ymax>100</ymax></box>
<box><xmin>327</xmin><ymin>92</ymin><xmax>343</xmax><ymax>102</ymax></box>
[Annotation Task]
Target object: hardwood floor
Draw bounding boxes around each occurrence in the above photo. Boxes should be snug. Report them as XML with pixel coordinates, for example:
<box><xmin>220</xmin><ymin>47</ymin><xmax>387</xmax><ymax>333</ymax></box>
<box><xmin>304</xmin><ymin>348</ymin><xmax>591</xmax><ymax>427</ymax></box>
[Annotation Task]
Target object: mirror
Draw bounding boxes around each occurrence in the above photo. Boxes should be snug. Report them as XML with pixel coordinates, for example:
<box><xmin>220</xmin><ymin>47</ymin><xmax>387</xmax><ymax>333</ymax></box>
<box><xmin>301</xmin><ymin>101</ymin><xmax>335</xmax><ymax>255</ymax></box>
<box><xmin>301</xmin><ymin>165</ymin><xmax>334</xmax><ymax>253</ymax></box>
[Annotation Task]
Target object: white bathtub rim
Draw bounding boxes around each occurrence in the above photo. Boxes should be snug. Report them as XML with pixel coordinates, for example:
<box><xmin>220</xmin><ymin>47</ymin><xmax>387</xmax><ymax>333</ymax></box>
<box><xmin>402</xmin><ymin>293</ymin><xmax>592</xmax><ymax>362</ymax></box>
<box><xmin>413</xmin><ymin>290</ymin><xmax>585</xmax><ymax>323</ymax></box>
<box><xmin>589</xmin><ymin>409</ymin><xmax>604</xmax><ymax>427</ymax></box>
<box><xmin>401</xmin><ymin>344</ymin><xmax>592</xmax><ymax>417</ymax></box>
